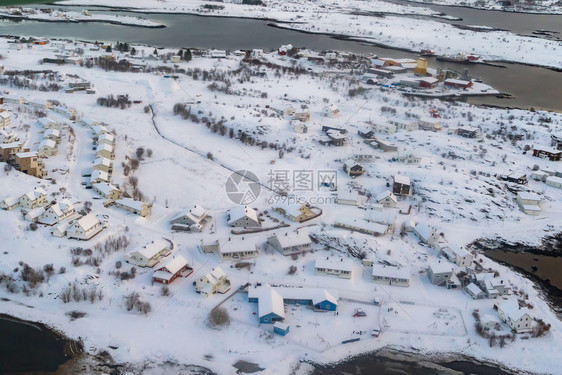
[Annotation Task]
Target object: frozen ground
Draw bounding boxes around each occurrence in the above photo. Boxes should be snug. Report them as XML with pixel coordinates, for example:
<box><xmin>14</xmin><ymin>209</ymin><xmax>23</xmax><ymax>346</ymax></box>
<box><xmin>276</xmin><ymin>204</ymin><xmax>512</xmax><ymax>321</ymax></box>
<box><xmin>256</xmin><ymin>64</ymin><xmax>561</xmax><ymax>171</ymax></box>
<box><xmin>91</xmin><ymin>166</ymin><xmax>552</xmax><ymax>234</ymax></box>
<box><xmin>0</xmin><ymin>38</ymin><xmax>561</xmax><ymax>375</ymax></box>
<box><xmin>405</xmin><ymin>0</ymin><xmax>562</xmax><ymax>14</ymax></box>
<box><xmin>50</xmin><ymin>0</ymin><xmax>562</xmax><ymax>69</ymax></box>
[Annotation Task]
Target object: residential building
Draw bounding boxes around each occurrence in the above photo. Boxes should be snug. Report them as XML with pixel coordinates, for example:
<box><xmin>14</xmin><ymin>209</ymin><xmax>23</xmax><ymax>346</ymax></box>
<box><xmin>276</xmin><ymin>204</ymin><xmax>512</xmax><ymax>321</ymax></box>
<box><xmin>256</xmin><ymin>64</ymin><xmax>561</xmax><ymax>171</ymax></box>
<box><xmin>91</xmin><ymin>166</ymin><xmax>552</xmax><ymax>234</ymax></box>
<box><xmin>44</xmin><ymin>128</ymin><xmax>61</xmax><ymax>142</ymax></box>
<box><xmin>444</xmin><ymin>79</ymin><xmax>473</xmax><ymax>89</ymax></box>
<box><xmin>334</xmin><ymin>218</ymin><xmax>388</xmax><ymax>236</ymax></box>
<box><xmin>227</xmin><ymin>205</ymin><xmax>260</xmax><ymax>228</ymax></box>
<box><xmin>19</xmin><ymin>188</ymin><xmax>47</xmax><ymax>209</ymax></box>
<box><xmin>411</xmin><ymin>223</ymin><xmax>440</xmax><ymax>248</ymax></box>
<box><xmin>37</xmin><ymin>117</ymin><xmax>59</xmax><ymax>130</ymax></box>
<box><xmin>392</xmin><ymin>174</ymin><xmax>411</xmax><ymax>196</ymax></box>
<box><xmin>546</xmin><ymin>176</ymin><xmax>562</xmax><ymax>189</ymax></box>
<box><xmin>170</xmin><ymin>205</ymin><xmax>211</xmax><ymax>232</ymax></box>
<box><xmin>0</xmin><ymin>196</ymin><xmax>19</xmax><ymax>210</ymax></box>
<box><xmin>125</xmin><ymin>238</ymin><xmax>171</xmax><ymax>267</ymax></box>
<box><xmin>217</xmin><ymin>237</ymin><xmax>259</xmax><ymax>261</ymax></box>
<box><xmin>291</xmin><ymin>120</ymin><xmax>308</xmax><ymax>134</ymax></box>
<box><xmin>80</xmin><ymin>117</ymin><xmax>100</xmax><ymax>128</ymax></box>
<box><xmin>322</xmin><ymin>104</ymin><xmax>340</xmax><ymax>118</ymax></box>
<box><xmin>97</xmin><ymin>133</ymin><xmax>114</xmax><ymax>146</ymax></box>
<box><xmin>267</xmin><ymin>230</ymin><xmax>312</xmax><ymax>256</ymax></box>
<box><xmin>427</xmin><ymin>261</ymin><xmax>454</xmax><ymax>286</ymax></box>
<box><xmin>0</xmin><ymin>111</ymin><xmax>12</xmax><ymax>129</ymax></box>
<box><xmin>440</xmin><ymin>245</ymin><xmax>474</xmax><ymax>267</ymax></box>
<box><xmin>532</xmin><ymin>147</ymin><xmax>561</xmax><ymax>161</ymax></box>
<box><xmin>15</xmin><ymin>151</ymin><xmax>46</xmax><ymax>178</ymax></box>
<box><xmin>93</xmin><ymin>157</ymin><xmax>113</xmax><ymax>174</ymax></box>
<box><xmin>96</xmin><ymin>143</ymin><xmax>114</xmax><ymax>159</ymax></box>
<box><xmin>115</xmin><ymin>198</ymin><xmax>151</xmax><ymax>217</ymax></box>
<box><xmin>496</xmin><ymin>300</ymin><xmax>533</xmax><ymax>333</ymax></box>
<box><xmin>371</xmin><ymin>264</ymin><xmax>410</xmax><ymax>287</ymax></box>
<box><xmin>465</xmin><ymin>282</ymin><xmax>486</xmax><ymax>299</ymax></box>
<box><xmin>67</xmin><ymin>213</ymin><xmax>104</xmax><ymax>240</ymax></box>
<box><xmin>195</xmin><ymin>267</ymin><xmax>231</xmax><ymax>296</ymax></box>
<box><xmin>343</xmin><ymin>159</ymin><xmax>365</xmax><ymax>177</ymax></box>
<box><xmin>516</xmin><ymin>192</ymin><xmax>542</xmax><ymax>215</ymax></box>
<box><xmin>294</xmin><ymin>112</ymin><xmax>310</xmax><ymax>122</ymax></box>
<box><xmin>273</xmin><ymin>203</ymin><xmax>318</xmax><ymax>223</ymax></box>
<box><xmin>337</xmin><ymin>190</ymin><xmax>360</xmax><ymax>206</ymax></box>
<box><xmin>375</xmin><ymin>190</ymin><xmax>397</xmax><ymax>208</ymax></box>
<box><xmin>273</xmin><ymin>322</ymin><xmax>290</xmax><ymax>336</ymax></box>
<box><xmin>92</xmin><ymin>125</ymin><xmax>110</xmax><ymax>137</ymax></box>
<box><xmin>38</xmin><ymin>139</ymin><xmax>57</xmax><ymax>157</ymax></box>
<box><xmin>366</xmin><ymin>210</ymin><xmax>396</xmax><ymax>231</ymax></box>
<box><xmin>0</xmin><ymin>129</ymin><xmax>18</xmax><ymax>144</ymax></box>
<box><xmin>315</xmin><ymin>256</ymin><xmax>353</xmax><ymax>279</ymax></box>
<box><xmin>25</xmin><ymin>207</ymin><xmax>45</xmax><ymax>222</ymax></box>
<box><xmin>152</xmin><ymin>255</ymin><xmax>192</xmax><ymax>284</ymax></box>
<box><xmin>418</xmin><ymin>118</ymin><xmax>442</xmax><ymax>131</ymax></box>
<box><xmin>92</xmin><ymin>182</ymin><xmax>122</xmax><ymax>200</ymax></box>
<box><xmin>90</xmin><ymin>170</ymin><xmax>109</xmax><ymax>184</ymax></box>
<box><xmin>38</xmin><ymin>199</ymin><xmax>75</xmax><ymax>225</ymax></box>
<box><xmin>457</xmin><ymin>126</ymin><xmax>478</xmax><ymax>138</ymax></box>
<box><xmin>0</xmin><ymin>142</ymin><xmax>23</xmax><ymax>162</ymax></box>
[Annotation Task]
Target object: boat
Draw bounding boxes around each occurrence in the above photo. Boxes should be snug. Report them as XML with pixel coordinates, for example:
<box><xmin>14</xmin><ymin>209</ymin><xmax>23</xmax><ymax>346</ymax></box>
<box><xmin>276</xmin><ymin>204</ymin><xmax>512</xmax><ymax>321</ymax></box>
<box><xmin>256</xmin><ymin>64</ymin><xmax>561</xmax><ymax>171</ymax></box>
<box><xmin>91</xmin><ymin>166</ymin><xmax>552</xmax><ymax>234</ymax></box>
<box><xmin>420</xmin><ymin>49</ymin><xmax>435</xmax><ymax>56</ymax></box>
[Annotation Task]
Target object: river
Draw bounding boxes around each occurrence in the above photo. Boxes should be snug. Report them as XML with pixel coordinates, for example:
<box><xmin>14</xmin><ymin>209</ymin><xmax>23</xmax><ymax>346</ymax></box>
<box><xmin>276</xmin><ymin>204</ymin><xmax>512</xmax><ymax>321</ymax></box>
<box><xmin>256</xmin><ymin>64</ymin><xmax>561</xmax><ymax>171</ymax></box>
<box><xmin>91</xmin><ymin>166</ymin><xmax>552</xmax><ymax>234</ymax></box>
<box><xmin>0</xmin><ymin>3</ymin><xmax>561</xmax><ymax>111</ymax></box>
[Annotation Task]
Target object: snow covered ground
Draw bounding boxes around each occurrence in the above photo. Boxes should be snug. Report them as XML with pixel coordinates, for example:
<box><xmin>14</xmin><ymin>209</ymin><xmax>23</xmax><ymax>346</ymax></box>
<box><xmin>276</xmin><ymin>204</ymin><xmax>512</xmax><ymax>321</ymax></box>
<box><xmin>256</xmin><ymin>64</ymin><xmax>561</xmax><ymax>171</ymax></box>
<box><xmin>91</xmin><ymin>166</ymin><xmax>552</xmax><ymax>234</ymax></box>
<box><xmin>405</xmin><ymin>0</ymin><xmax>562</xmax><ymax>14</ymax></box>
<box><xmin>0</xmin><ymin>38</ymin><xmax>561</xmax><ymax>375</ymax></box>
<box><xmin>50</xmin><ymin>0</ymin><xmax>562</xmax><ymax>69</ymax></box>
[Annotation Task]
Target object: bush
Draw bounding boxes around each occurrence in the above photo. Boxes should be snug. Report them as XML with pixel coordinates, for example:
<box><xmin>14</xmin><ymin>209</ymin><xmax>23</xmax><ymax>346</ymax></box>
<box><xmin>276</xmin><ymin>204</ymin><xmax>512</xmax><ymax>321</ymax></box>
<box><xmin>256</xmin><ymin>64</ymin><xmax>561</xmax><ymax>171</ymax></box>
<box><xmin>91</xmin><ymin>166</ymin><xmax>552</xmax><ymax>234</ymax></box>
<box><xmin>288</xmin><ymin>265</ymin><xmax>297</xmax><ymax>275</ymax></box>
<box><xmin>29</xmin><ymin>222</ymin><xmax>38</xmax><ymax>231</ymax></box>
<box><xmin>161</xmin><ymin>285</ymin><xmax>170</xmax><ymax>296</ymax></box>
<box><xmin>209</xmin><ymin>307</ymin><xmax>230</xmax><ymax>327</ymax></box>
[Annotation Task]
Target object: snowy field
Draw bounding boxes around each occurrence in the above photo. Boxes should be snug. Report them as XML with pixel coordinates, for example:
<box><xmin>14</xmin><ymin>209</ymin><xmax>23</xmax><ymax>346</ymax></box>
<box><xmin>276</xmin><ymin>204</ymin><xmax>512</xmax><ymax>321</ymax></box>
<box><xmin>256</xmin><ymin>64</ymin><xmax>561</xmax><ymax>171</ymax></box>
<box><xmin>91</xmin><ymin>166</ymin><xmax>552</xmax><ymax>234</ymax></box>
<box><xmin>0</xmin><ymin>38</ymin><xmax>561</xmax><ymax>374</ymax></box>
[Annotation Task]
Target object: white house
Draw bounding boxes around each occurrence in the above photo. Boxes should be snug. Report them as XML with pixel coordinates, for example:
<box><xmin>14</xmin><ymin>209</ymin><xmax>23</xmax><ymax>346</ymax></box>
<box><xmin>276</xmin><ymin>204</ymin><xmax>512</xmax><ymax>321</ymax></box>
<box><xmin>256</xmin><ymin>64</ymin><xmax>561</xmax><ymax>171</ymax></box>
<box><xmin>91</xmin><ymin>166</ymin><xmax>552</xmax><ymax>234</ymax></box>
<box><xmin>217</xmin><ymin>237</ymin><xmax>260</xmax><ymax>261</ymax></box>
<box><xmin>125</xmin><ymin>238</ymin><xmax>171</xmax><ymax>267</ymax></box>
<box><xmin>38</xmin><ymin>138</ymin><xmax>57</xmax><ymax>157</ymax></box>
<box><xmin>195</xmin><ymin>267</ymin><xmax>231</xmax><ymax>297</ymax></box>
<box><xmin>170</xmin><ymin>205</ymin><xmax>211</xmax><ymax>232</ymax></box>
<box><xmin>440</xmin><ymin>245</ymin><xmax>474</xmax><ymax>267</ymax></box>
<box><xmin>93</xmin><ymin>157</ymin><xmax>113</xmax><ymax>174</ymax></box>
<box><xmin>371</xmin><ymin>264</ymin><xmax>410</xmax><ymax>287</ymax></box>
<box><xmin>496</xmin><ymin>300</ymin><xmax>533</xmax><ymax>333</ymax></box>
<box><xmin>0</xmin><ymin>129</ymin><xmax>18</xmax><ymax>143</ymax></box>
<box><xmin>92</xmin><ymin>125</ymin><xmax>109</xmax><ymax>137</ymax></box>
<box><xmin>546</xmin><ymin>176</ymin><xmax>562</xmax><ymax>189</ymax></box>
<box><xmin>37</xmin><ymin>117</ymin><xmax>59</xmax><ymax>130</ymax></box>
<box><xmin>377</xmin><ymin>123</ymin><xmax>396</xmax><ymax>135</ymax></box>
<box><xmin>315</xmin><ymin>256</ymin><xmax>353</xmax><ymax>279</ymax></box>
<box><xmin>38</xmin><ymin>199</ymin><xmax>75</xmax><ymax>225</ymax></box>
<box><xmin>19</xmin><ymin>188</ymin><xmax>47</xmax><ymax>209</ymax></box>
<box><xmin>411</xmin><ymin>223</ymin><xmax>440</xmax><ymax>248</ymax></box>
<box><xmin>291</xmin><ymin>120</ymin><xmax>308</xmax><ymax>134</ymax></box>
<box><xmin>97</xmin><ymin>133</ymin><xmax>115</xmax><ymax>146</ymax></box>
<box><xmin>67</xmin><ymin>213</ymin><xmax>104</xmax><ymax>240</ymax></box>
<box><xmin>92</xmin><ymin>182</ymin><xmax>122</xmax><ymax>200</ymax></box>
<box><xmin>96</xmin><ymin>143</ymin><xmax>113</xmax><ymax>159</ymax></box>
<box><xmin>43</xmin><ymin>128</ymin><xmax>61</xmax><ymax>142</ymax></box>
<box><xmin>0</xmin><ymin>111</ymin><xmax>11</xmax><ymax>129</ymax></box>
<box><xmin>334</xmin><ymin>218</ymin><xmax>389</xmax><ymax>236</ymax></box>
<box><xmin>337</xmin><ymin>190</ymin><xmax>360</xmax><ymax>206</ymax></box>
<box><xmin>375</xmin><ymin>190</ymin><xmax>397</xmax><ymax>208</ymax></box>
<box><xmin>389</xmin><ymin>119</ymin><xmax>417</xmax><ymax>132</ymax></box>
<box><xmin>427</xmin><ymin>261</ymin><xmax>454</xmax><ymax>286</ymax></box>
<box><xmin>322</xmin><ymin>104</ymin><xmax>340</xmax><ymax>118</ymax></box>
<box><xmin>465</xmin><ymin>282</ymin><xmax>486</xmax><ymax>299</ymax></box>
<box><xmin>80</xmin><ymin>117</ymin><xmax>100</xmax><ymax>128</ymax></box>
<box><xmin>0</xmin><ymin>196</ymin><xmax>19</xmax><ymax>210</ymax></box>
<box><xmin>52</xmin><ymin>220</ymin><xmax>72</xmax><ymax>238</ymax></box>
<box><xmin>516</xmin><ymin>192</ymin><xmax>542</xmax><ymax>215</ymax></box>
<box><xmin>227</xmin><ymin>205</ymin><xmax>260</xmax><ymax>228</ymax></box>
<box><xmin>90</xmin><ymin>169</ymin><xmax>109</xmax><ymax>184</ymax></box>
<box><xmin>418</xmin><ymin>117</ymin><xmax>442</xmax><ymax>131</ymax></box>
<box><xmin>24</xmin><ymin>207</ymin><xmax>45</xmax><ymax>222</ymax></box>
<box><xmin>267</xmin><ymin>230</ymin><xmax>312</xmax><ymax>256</ymax></box>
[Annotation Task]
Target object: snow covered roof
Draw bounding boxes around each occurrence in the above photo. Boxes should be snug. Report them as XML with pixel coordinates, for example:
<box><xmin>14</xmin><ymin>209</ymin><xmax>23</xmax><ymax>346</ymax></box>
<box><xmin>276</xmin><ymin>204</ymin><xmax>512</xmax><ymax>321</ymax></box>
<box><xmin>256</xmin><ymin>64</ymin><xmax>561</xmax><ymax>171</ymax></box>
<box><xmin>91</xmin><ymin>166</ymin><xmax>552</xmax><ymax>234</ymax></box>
<box><xmin>283</xmin><ymin>203</ymin><xmax>306</xmax><ymax>218</ymax></box>
<box><xmin>98</xmin><ymin>133</ymin><xmax>114</xmax><ymax>142</ymax></box>
<box><xmin>92</xmin><ymin>182</ymin><xmax>119</xmax><ymax>196</ymax></box>
<box><xmin>344</xmin><ymin>159</ymin><xmax>360</xmax><ymax>169</ymax></box>
<box><xmin>92</xmin><ymin>125</ymin><xmax>109</xmax><ymax>135</ymax></box>
<box><xmin>335</xmin><ymin>218</ymin><xmax>388</xmax><ymax>235</ymax></box>
<box><xmin>1</xmin><ymin>196</ymin><xmax>19</xmax><ymax>206</ymax></box>
<box><xmin>273</xmin><ymin>322</ymin><xmax>289</xmax><ymax>330</ymax></box>
<box><xmin>393</xmin><ymin>174</ymin><xmax>410</xmax><ymax>185</ymax></box>
<box><xmin>22</xmin><ymin>188</ymin><xmax>47</xmax><ymax>201</ymax></box>
<box><xmin>315</xmin><ymin>256</ymin><xmax>353</xmax><ymax>273</ymax></box>
<box><xmin>0</xmin><ymin>111</ymin><xmax>11</xmax><ymax>119</ymax></box>
<box><xmin>228</xmin><ymin>205</ymin><xmax>258</xmax><ymax>224</ymax></box>
<box><xmin>16</xmin><ymin>151</ymin><xmax>38</xmax><ymax>159</ymax></box>
<box><xmin>44</xmin><ymin>128</ymin><xmax>60</xmax><ymax>137</ymax></box>
<box><xmin>497</xmin><ymin>300</ymin><xmax>530</xmax><ymax>322</ymax></box>
<box><xmin>517</xmin><ymin>192</ymin><xmax>541</xmax><ymax>202</ymax></box>
<box><xmin>81</xmin><ymin>117</ymin><xmax>99</xmax><ymax>127</ymax></box>
<box><xmin>521</xmin><ymin>204</ymin><xmax>541</xmax><ymax>212</ymax></box>
<box><xmin>158</xmin><ymin>255</ymin><xmax>188</xmax><ymax>275</ymax></box>
<box><xmin>420</xmin><ymin>77</ymin><xmax>439</xmax><ymax>84</ymax></box>
<box><xmin>172</xmin><ymin>205</ymin><xmax>208</xmax><ymax>222</ymax></box>
<box><xmin>474</xmin><ymin>272</ymin><xmax>495</xmax><ymax>282</ymax></box>
<box><xmin>413</xmin><ymin>223</ymin><xmax>436</xmax><ymax>241</ymax></box>
<box><xmin>96</xmin><ymin>143</ymin><xmax>113</xmax><ymax>152</ymax></box>
<box><xmin>466</xmin><ymin>282</ymin><xmax>484</xmax><ymax>296</ymax></box>
<box><xmin>445</xmin><ymin>78</ymin><xmax>471</xmax><ymax>85</ymax></box>
<box><xmin>26</xmin><ymin>207</ymin><xmax>45</xmax><ymax>219</ymax></box>
<box><xmin>428</xmin><ymin>261</ymin><xmax>454</xmax><ymax>274</ymax></box>
<box><xmin>133</xmin><ymin>238</ymin><xmax>170</xmax><ymax>259</ymax></box>
<box><xmin>94</xmin><ymin>157</ymin><xmax>112</xmax><ymax>167</ymax></box>
<box><xmin>48</xmin><ymin>199</ymin><xmax>74</xmax><ymax>216</ymax></box>
<box><xmin>546</xmin><ymin>176</ymin><xmax>562</xmax><ymax>184</ymax></box>
<box><xmin>338</xmin><ymin>190</ymin><xmax>359</xmax><ymax>201</ymax></box>
<box><xmin>39</xmin><ymin>139</ymin><xmax>56</xmax><ymax>149</ymax></box>
<box><xmin>116</xmin><ymin>198</ymin><xmax>147</xmax><ymax>211</ymax></box>
<box><xmin>91</xmin><ymin>170</ymin><xmax>109</xmax><ymax>182</ymax></box>
<box><xmin>419</xmin><ymin>117</ymin><xmax>441</xmax><ymax>124</ymax></box>
<box><xmin>444</xmin><ymin>245</ymin><xmax>471</xmax><ymax>259</ymax></box>
<box><xmin>375</xmin><ymin>190</ymin><xmax>397</xmax><ymax>203</ymax></box>
<box><xmin>251</xmin><ymin>287</ymin><xmax>285</xmax><ymax>319</ymax></box>
<box><xmin>272</xmin><ymin>230</ymin><xmax>311</xmax><ymax>249</ymax></box>
<box><xmin>366</xmin><ymin>210</ymin><xmax>396</xmax><ymax>226</ymax></box>
<box><xmin>76</xmin><ymin>213</ymin><xmax>100</xmax><ymax>231</ymax></box>
<box><xmin>37</xmin><ymin>117</ymin><xmax>56</xmax><ymax>126</ymax></box>
<box><xmin>202</xmin><ymin>267</ymin><xmax>227</xmax><ymax>285</ymax></box>
<box><xmin>372</xmin><ymin>264</ymin><xmax>410</xmax><ymax>280</ymax></box>
<box><xmin>249</xmin><ymin>286</ymin><xmax>338</xmax><ymax>315</ymax></box>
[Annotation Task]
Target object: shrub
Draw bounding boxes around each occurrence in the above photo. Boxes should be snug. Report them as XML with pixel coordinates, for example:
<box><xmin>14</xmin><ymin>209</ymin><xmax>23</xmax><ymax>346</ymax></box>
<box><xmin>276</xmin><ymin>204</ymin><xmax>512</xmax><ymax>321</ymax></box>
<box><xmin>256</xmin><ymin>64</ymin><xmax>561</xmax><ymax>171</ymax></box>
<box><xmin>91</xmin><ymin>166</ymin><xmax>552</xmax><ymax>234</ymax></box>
<box><xmin>209</xmin><ymin>307</ymin><xmax>230</xmax><ymax>327</ymax></box>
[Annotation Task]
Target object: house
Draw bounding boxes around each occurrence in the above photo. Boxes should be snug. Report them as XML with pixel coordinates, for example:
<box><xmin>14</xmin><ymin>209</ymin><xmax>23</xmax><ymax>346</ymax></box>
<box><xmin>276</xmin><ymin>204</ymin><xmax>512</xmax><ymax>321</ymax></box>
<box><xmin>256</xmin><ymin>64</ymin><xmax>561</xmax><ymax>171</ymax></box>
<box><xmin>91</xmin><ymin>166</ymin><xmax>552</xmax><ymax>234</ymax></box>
<box><xmin>444</xmin><ymin>79</ymin><xmax>473</xmax><ymax>89</ymax></box>
<box><xmin>15</xmin><ymin>151</ymin><xmax>47</xmax><ymax>178</ymax></box>
<box><xmin>248</xmin><ymin>286</ymin><xmax>337</xmax><ymax>323</ymax></box>
<box><xmin>19</xmin><ymin>188</ymin><xmax>47</xmax><ymax>209</ymax></box>
<box><xmin>530</xmin><ymin>171</ymin><xmax>549</xmax><ymax>182</ymax></box>
<box><xmin>392</xmin><ymin>174</ymin><xmax>411</xmax><ymax>196</ymax></box>
<box><xmin>419</xmin><ymin>77</ymin><xmax>439</xmax><ymax>88</ymax></box>
<box><xmin>80</xmin><ymin>117</ymin><xmax>100</xmax><ymax>127</ymax></box>
<box><xmin>465</xmin><ymin>282</ymin><xmax>486</xmax><ymax>299</ymax></box>
<box><xmin>115</xmin><ymin>198</ymin><xmax>151</xmax><ymax>217</ymax></box>
<box><xmin>67</xmin><ymin>213</ymin><xmax>104</xmax><ymax>240</ymax></box>
<box><xmin>52</xmin><ymin>220</ymin><xmax>72</xmax><ymax>238</ymax></box>
<box><xmin>38</xmin><ymin>139</ymin><xmax>57</xmax><ymax>157</ymax></box>
<box><xmin>291</xmin><ymin>120</ymin><xmax>308</xmax><ymax>134</ymax></box>
<box><xmin>0</xmin><ymin>142</ymin><xmax>23</xmax><ymax>163</ymax></box>
<box><xmin>152</xmin><ymin>255</ymin><xmax>192</xmax><ymax>284</ymax></box>
<box><xmin>250</xmin><ymin>49</ymin><xmax>263</xmax><ymax>59</ymax></box>
<box><xmin>516</xmin><ymin>192</ymin><xmax>542</xmax><ymax>215</ymax></box>
<box><xmin>217</xmin><ymin>237</ymin><xmax>259</xmax><ymax>261</ymax></box>
<box><xmin>195</xmin><ymin>267</ymin><xmax>231</xmax><ymax>296</ymax></box>
<box><xmin>38</xmin><ymin>199</ymin><xmax>75</xmax><ymax>225</ymax></box>
<box><xmin>92</xmin><ymin>125</ymin><xmax>110</xmax><ymax>137</ymax></box>
<box><xmin>411</xmin><ymin>223</ymin><xmax>440</xmax><ymax>247</ymax></box>
<box><xmin>92</xmin><ymin>182</ymin><xmax>122</xmax><ymax>200</ymax></box>
<box><xmin>545</xmin><ymin>176</ymin><xmax>562</xmax><ymax>189</ymax></box>
<box><xmin>427</xmin><ymin>261</ymin><xmax>454</xmax><ymax>286</ymax></box>
<box><xmin>367</xmin><ymin>138</ymin><xmax>398</xmax><ymax>152</ymax></box>
<box><xmin>37</xmin><ymin>117</ymin><xmax>59</xmax><ymax>130</ymax></box>
<box><xmin>0</xmin><ymin>196</ymin><xmax>19</xmax><ymax>210</ymax></box>
<box><xmin>440</xmin><ymin>245</ymin><xmax>474</xmax><ymax>267</ymax></box>
<box><xmin>125</xmin><ymin>238</ymin><xmax>171</xmax><ymax>267</ymax></box>
<box><xmin>278</xmin><ymin>44</ymin><xmax>293</xmax><ymax>55</ymax></box>
<box><xmin>0</xmin><ymin>129</ymin><xmax>18</xmax><ymax>144</ymax></box>
<box><xmin>334</xmin><ymin>218</ymin><xmax>388</xmax><ymax>236</ymax></box>
<box><xmin>315</xmin><ymin>256</ymin><xmax>353</xmax><ymax>279</ymax></box>
<box><xmin>227</xmin><ymin>205</ymin><xmax>260</xmax><ymax>228</ymax></box>
<box><xmin>267</xmin><ymin>230</ymin><xmax>312</xmax><ymax>256</ymax></box>
<box><xmin>337</xmin><ymin>190</ymin><xmax>361</xmax><ymax>206</ymax></box>
<box><xmin>371</xmin><ymin>264</ymin><xmax>410</xmax><ymax>287</ymax></box>
<box><xmin>24</xmin><ymin>207</ymin><xmax>45</xmax><ymax>222</ymax></box>
<box><xmin>377</xmin><ymin>123</ymin><xmax>396</xmax><ymax>135</ymax></box>
<box><xmin>389</xmin><ymin>120</ymin><xmax>417</xmax><ymax>132</ymax></box>
<box><xmin>480</xmin><ymin>278</ymin><xmax>510</xmax><ymax>298</ymax></box>
<box><xmin>532</xmin><ymin>147</ymin><xmax>561</xmax><ymax>161</ymax></box>
<box><xmin>273</xmin><ymin>203</ymin><xmax>318</xmax><ymax>223</ymax></box>
<box><xmin>273</xmin><ymin>322</ymin><xmax>290</xmax><ymax>336</ymax></box>
<box><xmin>209</xmin><ymin>49</ymin><xmax>227</xmax><ymax>59</ymax></box>
<box><xmin>284</xmin><ymin>106</ymin><xmax>296</xmax><ymax>116</ymax></box>
<box><xmin>0</xmin><ymin>111</ymin><xmax>11</xmax><ymax>129</ymax></box>
<box><xmin>170</xmin><ymin>205</ymin><xmax>211</xmax><ymax>232</ymax></box>
<box><xmin>365</xmin><ymin>68</ymin><xmax>394</xmax><ymax>79</ymax></box>
<box><xmin>353</xmin><ymin>154</ymin><xmax>377</xmax><ymax>163</ymax></box>
<box><xmin>457</xmin><ymin>126</ymin><xmax>479</xmax><ymax>138</ymax></box>
<box><xmin>97</xmin><ymin>133</ymin><xmax>115</xmax><ymax>146</ymax></box>
<box><xmin>418</xmin><ymin>118</ymin><xmax>442</xmax><ymax>131</ymax></box>
<box><xmin>496</xmin><ymin>300</ymin><xmax>533</xmax><ymax>333</ymax></box>
<box><xmin>90</xmin><ymin>170</ymin><xmax>109</xmax><ymax>184</ymax></box>
<box><xmin>343</xmin><ymin>159</ymin><xmax>365</xmax><ymax>178</ymax></box>
<box><xmin>501</xmin><ymin>173</ymin><xmax>528</xmax><ymax>185</ymax></box>
<box><xmin>44</xmin><ymin>128</ymin><xmax>61</xmax><ymax>142</ymax></box>
<box><xmin>375</xmin><ymin>190</ymin><xmax>398</xmax><ymax>208</ymax></box>
<box><xmin>366</xmin><ymin>210</ymin><xmax>396</xmax><ymax>231</ymax></box>
<box><xmin>96</xmin><ymin>143</ymin><xmax>114</xmax><ymax>159</ymax></box>
<box><xmin>322</xmin><ymin>104</ymin><xmax>340</xmax><ymax>118</ymax></box>
<box><xmin>293</xmin><ymin>112</ymin><xmax>310</xmax><ymax>122</ymax></box>
<box><xmin>93</xmin><ymin>157</ymin><xmax>113</xmax><ymax>174</ymax></box>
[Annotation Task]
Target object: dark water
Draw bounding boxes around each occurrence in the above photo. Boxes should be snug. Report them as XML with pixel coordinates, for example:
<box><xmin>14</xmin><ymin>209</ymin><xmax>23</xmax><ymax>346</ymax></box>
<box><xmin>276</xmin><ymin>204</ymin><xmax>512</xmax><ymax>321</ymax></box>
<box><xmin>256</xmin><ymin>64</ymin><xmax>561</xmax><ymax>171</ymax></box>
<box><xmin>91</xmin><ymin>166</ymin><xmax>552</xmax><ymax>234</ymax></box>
<box><xmin>0</xmin><ymin>315</ymin><xmax>69</xmax><ymax>373</ymax></box>
<box><xmin>0</xmin><ymin>10</ymin><xmax>560</xmax><ymax>111</ymax></box>
<box><xmin>313</xmin><ymin>354</ymin><xmax>514</xmax><ymax>375</ymax></box>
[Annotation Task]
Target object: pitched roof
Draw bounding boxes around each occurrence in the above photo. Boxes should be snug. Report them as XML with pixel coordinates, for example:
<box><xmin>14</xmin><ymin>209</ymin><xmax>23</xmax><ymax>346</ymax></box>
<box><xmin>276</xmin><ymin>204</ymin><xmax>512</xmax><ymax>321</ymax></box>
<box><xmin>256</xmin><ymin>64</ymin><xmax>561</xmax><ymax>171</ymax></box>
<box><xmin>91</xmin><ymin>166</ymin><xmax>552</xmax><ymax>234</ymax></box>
<box><xmin>22</xmin><ymin>188</ymin><xmax>47</xmax><ymax>201</ymax></box>
<box><xmin>466</xmin><ymin>282</ymin><xmax>484</xmax><ymax>296</ymax></box>
<box><xmin>372</xmin><ymin>264</ymin><xmax>410</xmax><ymax>280</ymax></box>
<box><xmin>428</xmin><ymin>261</ymin><xmax>454</xmax><ymax>274</ymax></box>
<box><xmin>116</xmin><ymin>198</ymin><xmax>147</xmax><ymax>211</ymax></box>
<box><xmin>133</xmin><ymin>238</ymin><xmax>170</xmax><ymax>259</ymax></box>
<box><xmin>91</xmin><ymin>170</ymin><xmax>109</xmax><ymax>182</ymax></box>
<box><xmin>375</xmin><ymin>190</ymin><xmax>397</xmax><ymax>203</ymax></box>
<box><xmin>76</xmin><ymin>213</ymin><xmax>100</xmax><ymax>231</ymax></box>
<box><xmin>393</xmin><ymin>174</ymin><xmax>410</xmax><ymax>185</ymax></box>
<box><xmin>271</xmin><ymin>230</ymin><xmax>311</xmax><ymax>249</ymax></box>
<box><xmin>92</xmin><ymin>182</ymin><xmax>120</xmax><ymax>196</ymax></box>
<box><xmin>159</xmin><ymin>255</ymin><xmax>188</xmax><ymax>275</ymax></box>
<box><xmin>497</xmin><ymin>299</ymin><xmax>530</xmax><ymax>322</ymax></box>
<box><xmin>39</xmin><ymin>138</ymin><xmax>57</xmax><ymax>149</ymax></box>
<box><xmin>315</xmin><ymin>256</ymin><xmax>353</xmax><ymax>273</ymax></box>
<box><xmin>228</xmin><ymin>205</ymin><xmax>258</xmax><ymax>224</ymax></box>
<box><xmin>37</xmin><ymin>117</ymin><xmax>57</xmax><ymax>126</ymax></box>
<box><xmin>94</xmin><ymin>157</ymin><xmax>112</xmax><ymax>167</ymax></box>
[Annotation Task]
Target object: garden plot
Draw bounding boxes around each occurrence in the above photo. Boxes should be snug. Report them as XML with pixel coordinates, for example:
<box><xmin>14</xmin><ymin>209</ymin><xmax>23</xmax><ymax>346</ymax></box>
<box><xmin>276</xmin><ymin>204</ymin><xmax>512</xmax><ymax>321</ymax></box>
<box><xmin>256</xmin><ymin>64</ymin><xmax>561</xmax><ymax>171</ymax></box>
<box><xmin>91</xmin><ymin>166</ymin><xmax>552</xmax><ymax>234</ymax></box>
<box><xmin>382</xmin><ymin>303</ymin><xmax>466</xmax><ymax>337</ymax></box>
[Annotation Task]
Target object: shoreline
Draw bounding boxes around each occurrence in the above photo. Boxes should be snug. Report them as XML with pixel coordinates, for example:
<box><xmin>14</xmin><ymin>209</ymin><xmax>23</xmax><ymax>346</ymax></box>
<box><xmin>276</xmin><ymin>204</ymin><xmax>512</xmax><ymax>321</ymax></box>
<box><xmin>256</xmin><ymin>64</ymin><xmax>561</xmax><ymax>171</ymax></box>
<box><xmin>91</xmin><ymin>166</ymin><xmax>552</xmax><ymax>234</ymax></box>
<box><xmin>0</xmin><ymin>13</ymin><xmax>166</xmax><ymax>28</ymax></box>
<box><xmin>401</xmin><ymin>0</ymin><xmax>562</xmax><ymax>15</ymax></box>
